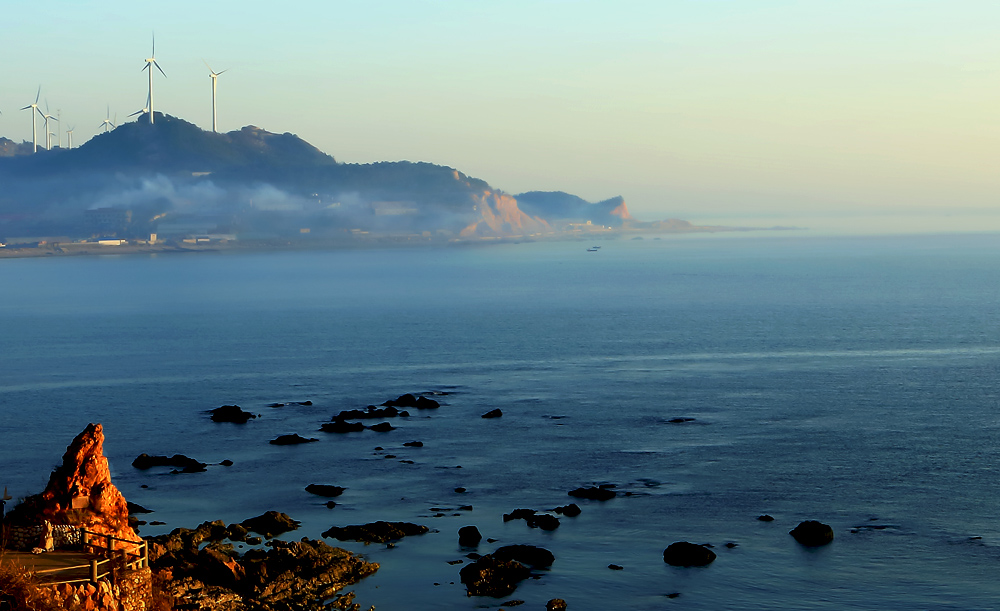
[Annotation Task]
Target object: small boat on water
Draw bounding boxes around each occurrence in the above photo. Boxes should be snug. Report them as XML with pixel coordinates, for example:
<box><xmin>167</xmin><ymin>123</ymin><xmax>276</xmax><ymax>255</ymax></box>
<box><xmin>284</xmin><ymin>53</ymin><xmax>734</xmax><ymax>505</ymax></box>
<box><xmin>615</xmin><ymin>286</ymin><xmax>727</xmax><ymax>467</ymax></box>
<box><xmin>587</xmin><ymin>247</ymin><xmax>599</xmax><ymax>252</ymax></box>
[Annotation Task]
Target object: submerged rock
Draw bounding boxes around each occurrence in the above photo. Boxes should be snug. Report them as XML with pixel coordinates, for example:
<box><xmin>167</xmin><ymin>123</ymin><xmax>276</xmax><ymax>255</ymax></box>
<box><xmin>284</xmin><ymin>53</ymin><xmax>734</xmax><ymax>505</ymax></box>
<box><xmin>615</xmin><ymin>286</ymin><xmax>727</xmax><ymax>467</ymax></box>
<box><xmin>334</xmin><ymin>405</ymin><xmax>399</xmax><ymax>420</ymax></box>
<box><xmin>481</xmin><ymin>409</ymin><xmax>503</xmax><ymax>419</ymax></box>
<box><xmin>132</xmin><ymin>453</ymin><xmax>208</xmax><ymax>473</ymax></box>
<box><xmin>322</xmin><ymin>521</ymin><xmax>429</xmax><ymax>543</ymax></box>
<box><xmin>554</xmin><ymin>504</ymin><xmax>581</xmax><ymax>517</ymax></box>
<box><xmin>568</xmin><ymin>486</ymin><xmax>616</xmax><ymax>501</ymax></box>
<box><xmin>790</xmin><ymin>520</ymin><xmax>834</xmax><ymax>546</ymax></box>
<box><xmin>210</xmin><ymin>405</ymin><xmax>257</xmax><ymax>424</ymax></box>
<box><xmin>382</xmin><ymin>394</ymin><xmax>440</xmax><ymax>409</ymax></box>
<box><xmin>305</xmin><ymin>484</ymin><xmax>346</xmax><ymax>497</ymax></box>
<box><xmin>663</xmin><ymin>541</ymin><xmax>716</xmax><ymax>567</ymax></box>
<box><xmin>268</xmin><ymin>434</ymin><xmax>318</xmax><ymax>445</ymax></box>
<box><xmin>319</xmin><ymin>419</ymin><xmax>366</xmax><ymax>433</ymax></box>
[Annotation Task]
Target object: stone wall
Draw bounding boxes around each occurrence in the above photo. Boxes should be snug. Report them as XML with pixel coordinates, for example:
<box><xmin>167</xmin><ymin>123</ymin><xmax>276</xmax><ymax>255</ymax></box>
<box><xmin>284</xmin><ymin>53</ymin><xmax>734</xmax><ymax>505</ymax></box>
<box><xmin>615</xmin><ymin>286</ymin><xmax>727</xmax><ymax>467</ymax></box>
<box><xmin>37</xmin><ymin>567</ymin><xmax>151</xmax><ymax>611</ymax></box>
<box><xmin>5</xmin><ymin>523</ymin><xmax>82</xmax><ymax>551</ymax></box>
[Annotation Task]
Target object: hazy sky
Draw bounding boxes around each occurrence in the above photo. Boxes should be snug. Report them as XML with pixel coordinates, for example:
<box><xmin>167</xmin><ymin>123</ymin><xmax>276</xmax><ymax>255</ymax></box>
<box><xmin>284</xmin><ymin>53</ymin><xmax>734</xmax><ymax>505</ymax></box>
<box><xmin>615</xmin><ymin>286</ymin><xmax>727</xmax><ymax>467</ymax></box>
<box><xmin>2</xmin><ymin>1</ymin><xmax>999</xmax><ymax>231</ymax></box>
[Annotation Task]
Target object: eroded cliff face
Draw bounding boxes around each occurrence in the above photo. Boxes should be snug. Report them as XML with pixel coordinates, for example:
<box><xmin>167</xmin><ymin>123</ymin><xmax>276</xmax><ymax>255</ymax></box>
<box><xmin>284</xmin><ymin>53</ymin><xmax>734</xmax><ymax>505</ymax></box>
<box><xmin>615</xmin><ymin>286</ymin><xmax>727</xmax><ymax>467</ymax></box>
<box><xmin>460</xmin><ymin>191</ymin><xmax>552</xmax><ymax>238</ymax></box>
<box><xmin>17</xmin><ymin>423</ymin><xmax>140</xmax><ymax>547</ymax></box>
<box><xmin>608</xmin><ymin>197</ymin><xmax>633</xmax><ymax>222</ymax></box>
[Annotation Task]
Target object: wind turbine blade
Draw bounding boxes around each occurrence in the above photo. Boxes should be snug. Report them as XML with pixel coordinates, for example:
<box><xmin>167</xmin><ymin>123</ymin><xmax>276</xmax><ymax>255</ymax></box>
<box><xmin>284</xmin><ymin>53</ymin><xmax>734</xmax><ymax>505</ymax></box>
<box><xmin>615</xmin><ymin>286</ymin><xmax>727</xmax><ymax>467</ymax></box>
<box><xmin>129</xmin><ymin>110</ymin><xmax>142</xmax><ymax>117</ymax></box>
<box><xmin>154</xmin><ymin>61</ymin><xmax>166</xmax><ymax>77</ymax></box>
<box><xmin>35</xmin><ymin>86</ymin><xmax>40</xmax><ymax>104</ymax></box>
<box><xmin>20</xmin><ymin>105</ymin><xmax>32</xmax><ymax>111</ymax></box>
<box><xmin>204</xmin><ymin>59</ymin><xmax>214</xmax><ymax>72</ymax></box>
<box><xmin>152</xmin><ymin>32</ymin><xmax>155</xmax><ymax>57</ymax></box>
<box><xmin>218</xmin><ymin>69</ymin><xmax>229</xmax><ymax>75</ymax></box>
<box><xmin>113</xmin><ymin>113</ymin><xmax>117</xmax><ymax>127</ymax></box>
<box><xmin>36</xmin><ymin>107</ymin><xmax>45</xmax><ymax>119</ymax></box>
<box><xmin>142</xmin><ymin>62</ymin><xmax>150</xmax><ymax>72</ymax></box>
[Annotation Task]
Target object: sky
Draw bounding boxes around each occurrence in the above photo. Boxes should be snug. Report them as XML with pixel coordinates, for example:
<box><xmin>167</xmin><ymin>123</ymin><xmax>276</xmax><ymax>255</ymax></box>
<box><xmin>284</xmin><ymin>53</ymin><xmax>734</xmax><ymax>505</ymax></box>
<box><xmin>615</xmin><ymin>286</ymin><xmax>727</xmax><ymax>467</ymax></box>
<box><xmin>2</xmin><ymin>0</ymin><xmax>1000</xmax><ymax>233</ymax></box>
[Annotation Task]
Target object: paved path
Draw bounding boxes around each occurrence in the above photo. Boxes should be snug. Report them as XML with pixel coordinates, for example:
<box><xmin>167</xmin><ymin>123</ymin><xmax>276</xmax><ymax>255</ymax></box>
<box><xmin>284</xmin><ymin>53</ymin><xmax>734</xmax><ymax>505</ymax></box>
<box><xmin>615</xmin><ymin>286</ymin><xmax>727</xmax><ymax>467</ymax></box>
<box><xmin>1</xmin><ymin>551</ymin><xmax>100</xmax><ymax>583</ymax></box>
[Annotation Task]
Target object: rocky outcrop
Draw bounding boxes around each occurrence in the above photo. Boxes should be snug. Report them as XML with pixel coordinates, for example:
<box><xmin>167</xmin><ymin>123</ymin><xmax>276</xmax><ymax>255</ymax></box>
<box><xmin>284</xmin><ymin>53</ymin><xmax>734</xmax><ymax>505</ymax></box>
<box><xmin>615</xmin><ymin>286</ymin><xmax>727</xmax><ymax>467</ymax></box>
<box><xmin>460</xmin><ymin>191</ymin><xmax>551</xmax><ymax>238</ymax></box>
<box><xmin>5</xmin><ymin>423</ymin><xmax>140</xmax><ymax>549</ymax></box>
<box><xmin>240</xmin><ymin>512</ymin><xmax>300</xmax><ymax>539</ymax></box>
<box><xmin>149</xmin><ymin>526</ymin><xmax>377</xmax><ymax>611</ymax></box>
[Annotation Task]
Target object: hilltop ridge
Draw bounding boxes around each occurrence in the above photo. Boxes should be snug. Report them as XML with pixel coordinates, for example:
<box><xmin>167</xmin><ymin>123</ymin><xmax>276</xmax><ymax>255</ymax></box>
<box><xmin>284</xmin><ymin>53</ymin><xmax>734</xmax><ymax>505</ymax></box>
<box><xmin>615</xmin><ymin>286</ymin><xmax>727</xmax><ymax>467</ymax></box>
<box><xmin>0</xmin><ymin>114</ymin><xmax>717</xmax><ymax>244</ymax></box>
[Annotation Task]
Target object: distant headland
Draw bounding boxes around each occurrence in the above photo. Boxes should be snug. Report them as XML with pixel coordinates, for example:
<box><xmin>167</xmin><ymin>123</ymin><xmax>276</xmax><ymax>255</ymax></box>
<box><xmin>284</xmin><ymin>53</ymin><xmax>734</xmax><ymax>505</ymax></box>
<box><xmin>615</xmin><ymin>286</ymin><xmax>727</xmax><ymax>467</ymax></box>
<box><xmin>0</xmin><ymin>113</ymin><xmax>770</xmax><ymax>257</ymax></box>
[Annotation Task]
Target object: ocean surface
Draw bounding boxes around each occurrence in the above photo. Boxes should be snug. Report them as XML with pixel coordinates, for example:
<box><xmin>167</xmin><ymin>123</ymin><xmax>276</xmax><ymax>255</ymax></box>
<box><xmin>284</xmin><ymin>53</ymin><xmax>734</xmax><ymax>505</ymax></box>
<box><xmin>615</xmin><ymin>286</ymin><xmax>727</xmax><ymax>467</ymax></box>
<box><xmin>3</xmin><ymin>233</ymin><xmax>1000</xmax><ymax>610</ymax></box>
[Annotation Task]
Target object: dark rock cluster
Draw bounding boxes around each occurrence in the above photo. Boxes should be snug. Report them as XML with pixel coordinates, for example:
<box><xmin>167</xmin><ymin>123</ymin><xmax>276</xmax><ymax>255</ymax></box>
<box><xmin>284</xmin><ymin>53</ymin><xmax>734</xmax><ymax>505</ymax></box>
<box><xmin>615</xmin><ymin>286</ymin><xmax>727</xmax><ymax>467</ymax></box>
<box><xmin>132</xmin><ymin>453</ymin><xmax>207</xmax><ymax>473</ymax></box>
<box><xmin>209</xmin><ymin>405</ymin><xmax>258</xmax><ymax>424</ymax></box>
<box><xmin>459</xmin><ymin>545</ymin><xmax>554</xmax><ymax>598</ymax></box>
<box><xmin>148</xmin><ymin>519</ymin><xmax>378</xmax><ymax>611</ymax></box>
<box><xmin>322</xmin><ymin>521</ymin><xmax>429</xmax><ymax>544</ymax></box>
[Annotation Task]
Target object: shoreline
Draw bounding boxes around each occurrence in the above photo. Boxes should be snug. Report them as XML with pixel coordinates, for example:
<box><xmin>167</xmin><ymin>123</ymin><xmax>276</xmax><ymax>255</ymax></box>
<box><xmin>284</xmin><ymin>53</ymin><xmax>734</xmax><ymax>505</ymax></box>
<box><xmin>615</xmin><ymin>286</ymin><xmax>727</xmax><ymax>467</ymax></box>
<box><xmin>0</xmin><ymin>225</ymin><xmax>792</xmax><ymax>260</ymax></box>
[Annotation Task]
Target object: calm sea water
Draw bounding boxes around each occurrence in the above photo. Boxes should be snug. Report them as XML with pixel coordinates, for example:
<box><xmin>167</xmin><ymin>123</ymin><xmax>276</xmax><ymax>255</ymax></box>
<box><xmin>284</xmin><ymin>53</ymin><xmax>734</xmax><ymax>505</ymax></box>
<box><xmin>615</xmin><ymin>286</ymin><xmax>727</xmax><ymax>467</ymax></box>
<box><xmin>3</xmin><ymin>233</ymin><xmax>1000</xmax><ymax>610</ymax></box>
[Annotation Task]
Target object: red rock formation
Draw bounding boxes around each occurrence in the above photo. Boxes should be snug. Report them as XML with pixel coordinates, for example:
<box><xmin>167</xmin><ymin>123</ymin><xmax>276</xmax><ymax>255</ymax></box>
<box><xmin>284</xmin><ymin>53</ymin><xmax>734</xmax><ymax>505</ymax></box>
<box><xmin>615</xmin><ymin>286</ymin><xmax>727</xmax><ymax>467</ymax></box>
<box><xmin>460</xmin><ymin>190</ymin><xmax>551</xmax><ymax>238</ymax></box>
<box><xmin>609</xmin><ymin>198</ymin><xmax>633</xmax><ymax>222</ymax></box>
<box><xmin>29</xmin><ymin>423</ymin><xmax>140</xmax><ymax>549</ymax></box>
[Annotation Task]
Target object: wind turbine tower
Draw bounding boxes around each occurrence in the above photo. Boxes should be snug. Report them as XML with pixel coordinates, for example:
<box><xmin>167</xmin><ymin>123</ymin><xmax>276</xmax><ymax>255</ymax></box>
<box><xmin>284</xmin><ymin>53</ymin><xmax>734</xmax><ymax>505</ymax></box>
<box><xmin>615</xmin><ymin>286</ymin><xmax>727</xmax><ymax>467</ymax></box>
<box><xmin>19</xmin><ymin>87</ymin><xmax>41</xmax><ymax>153</ymax></box>
<box><xmin>40</xmin><ymin>102</ymin><xmax>58</xmax><ymax>151</ymax></box>
<box><xmin>205</xmin><ymin>62</ymin><xmax>227</xmax><ymax>133</ymax></box>
<box><xmin>142</xmin><ymin>35</ymin><xmax>166</xmax><ymax>124</ymax></box>
<box><xmin>66</xmin><ymin>125</ymin><xmax>75</xmax><ymax>149</ymax></box>
<box><xmin>100</xmin><ymin>106</ymin><xmax>115</xmax><ymax>133</ymax></box>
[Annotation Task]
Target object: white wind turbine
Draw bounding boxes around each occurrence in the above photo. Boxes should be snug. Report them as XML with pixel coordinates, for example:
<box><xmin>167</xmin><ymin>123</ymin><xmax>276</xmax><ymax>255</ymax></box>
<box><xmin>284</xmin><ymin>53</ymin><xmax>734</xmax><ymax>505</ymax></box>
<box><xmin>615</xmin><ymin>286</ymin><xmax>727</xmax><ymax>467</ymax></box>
<box><xmin>40</xmin><ymin>101</ymin><xmax>58</xmax><ymax>151</ymax></box>
<box><xmin>142</xmin><ymin>34</ymin><xmax>166</xmax><ymax>125</ymax></box>
<box><xmin>19</xmin><ymin>86</ymin><xmax>41</xmax><ymax>153</ymax></box>
<box><xmin>99</xmin><ymin>106</ymin><xmax>116</xmax><ymax>133</ymax></box>
<box><xmin>66</xmin><ymin>125</ymin><xmax>76</xmax><ymax>149</ymax></box>
<box><xmin>129</xmin><ymin>92</ymin><xmax>151</xmax><ymax>120</ymax></box>
<box><xmin>205</xmin><ymin>61</ymin><xmax>228</xmax><ymax>133</ymax></box>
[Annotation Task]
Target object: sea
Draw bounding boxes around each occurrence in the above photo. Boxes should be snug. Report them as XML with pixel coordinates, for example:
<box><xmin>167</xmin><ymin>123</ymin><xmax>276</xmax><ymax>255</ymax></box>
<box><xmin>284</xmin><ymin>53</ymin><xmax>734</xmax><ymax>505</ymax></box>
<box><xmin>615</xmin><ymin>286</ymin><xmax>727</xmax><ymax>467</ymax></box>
<box><xmin>3</xmin><ymin>232</ymin><xmax>1000</xmax><ymax>610</ymax></box>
